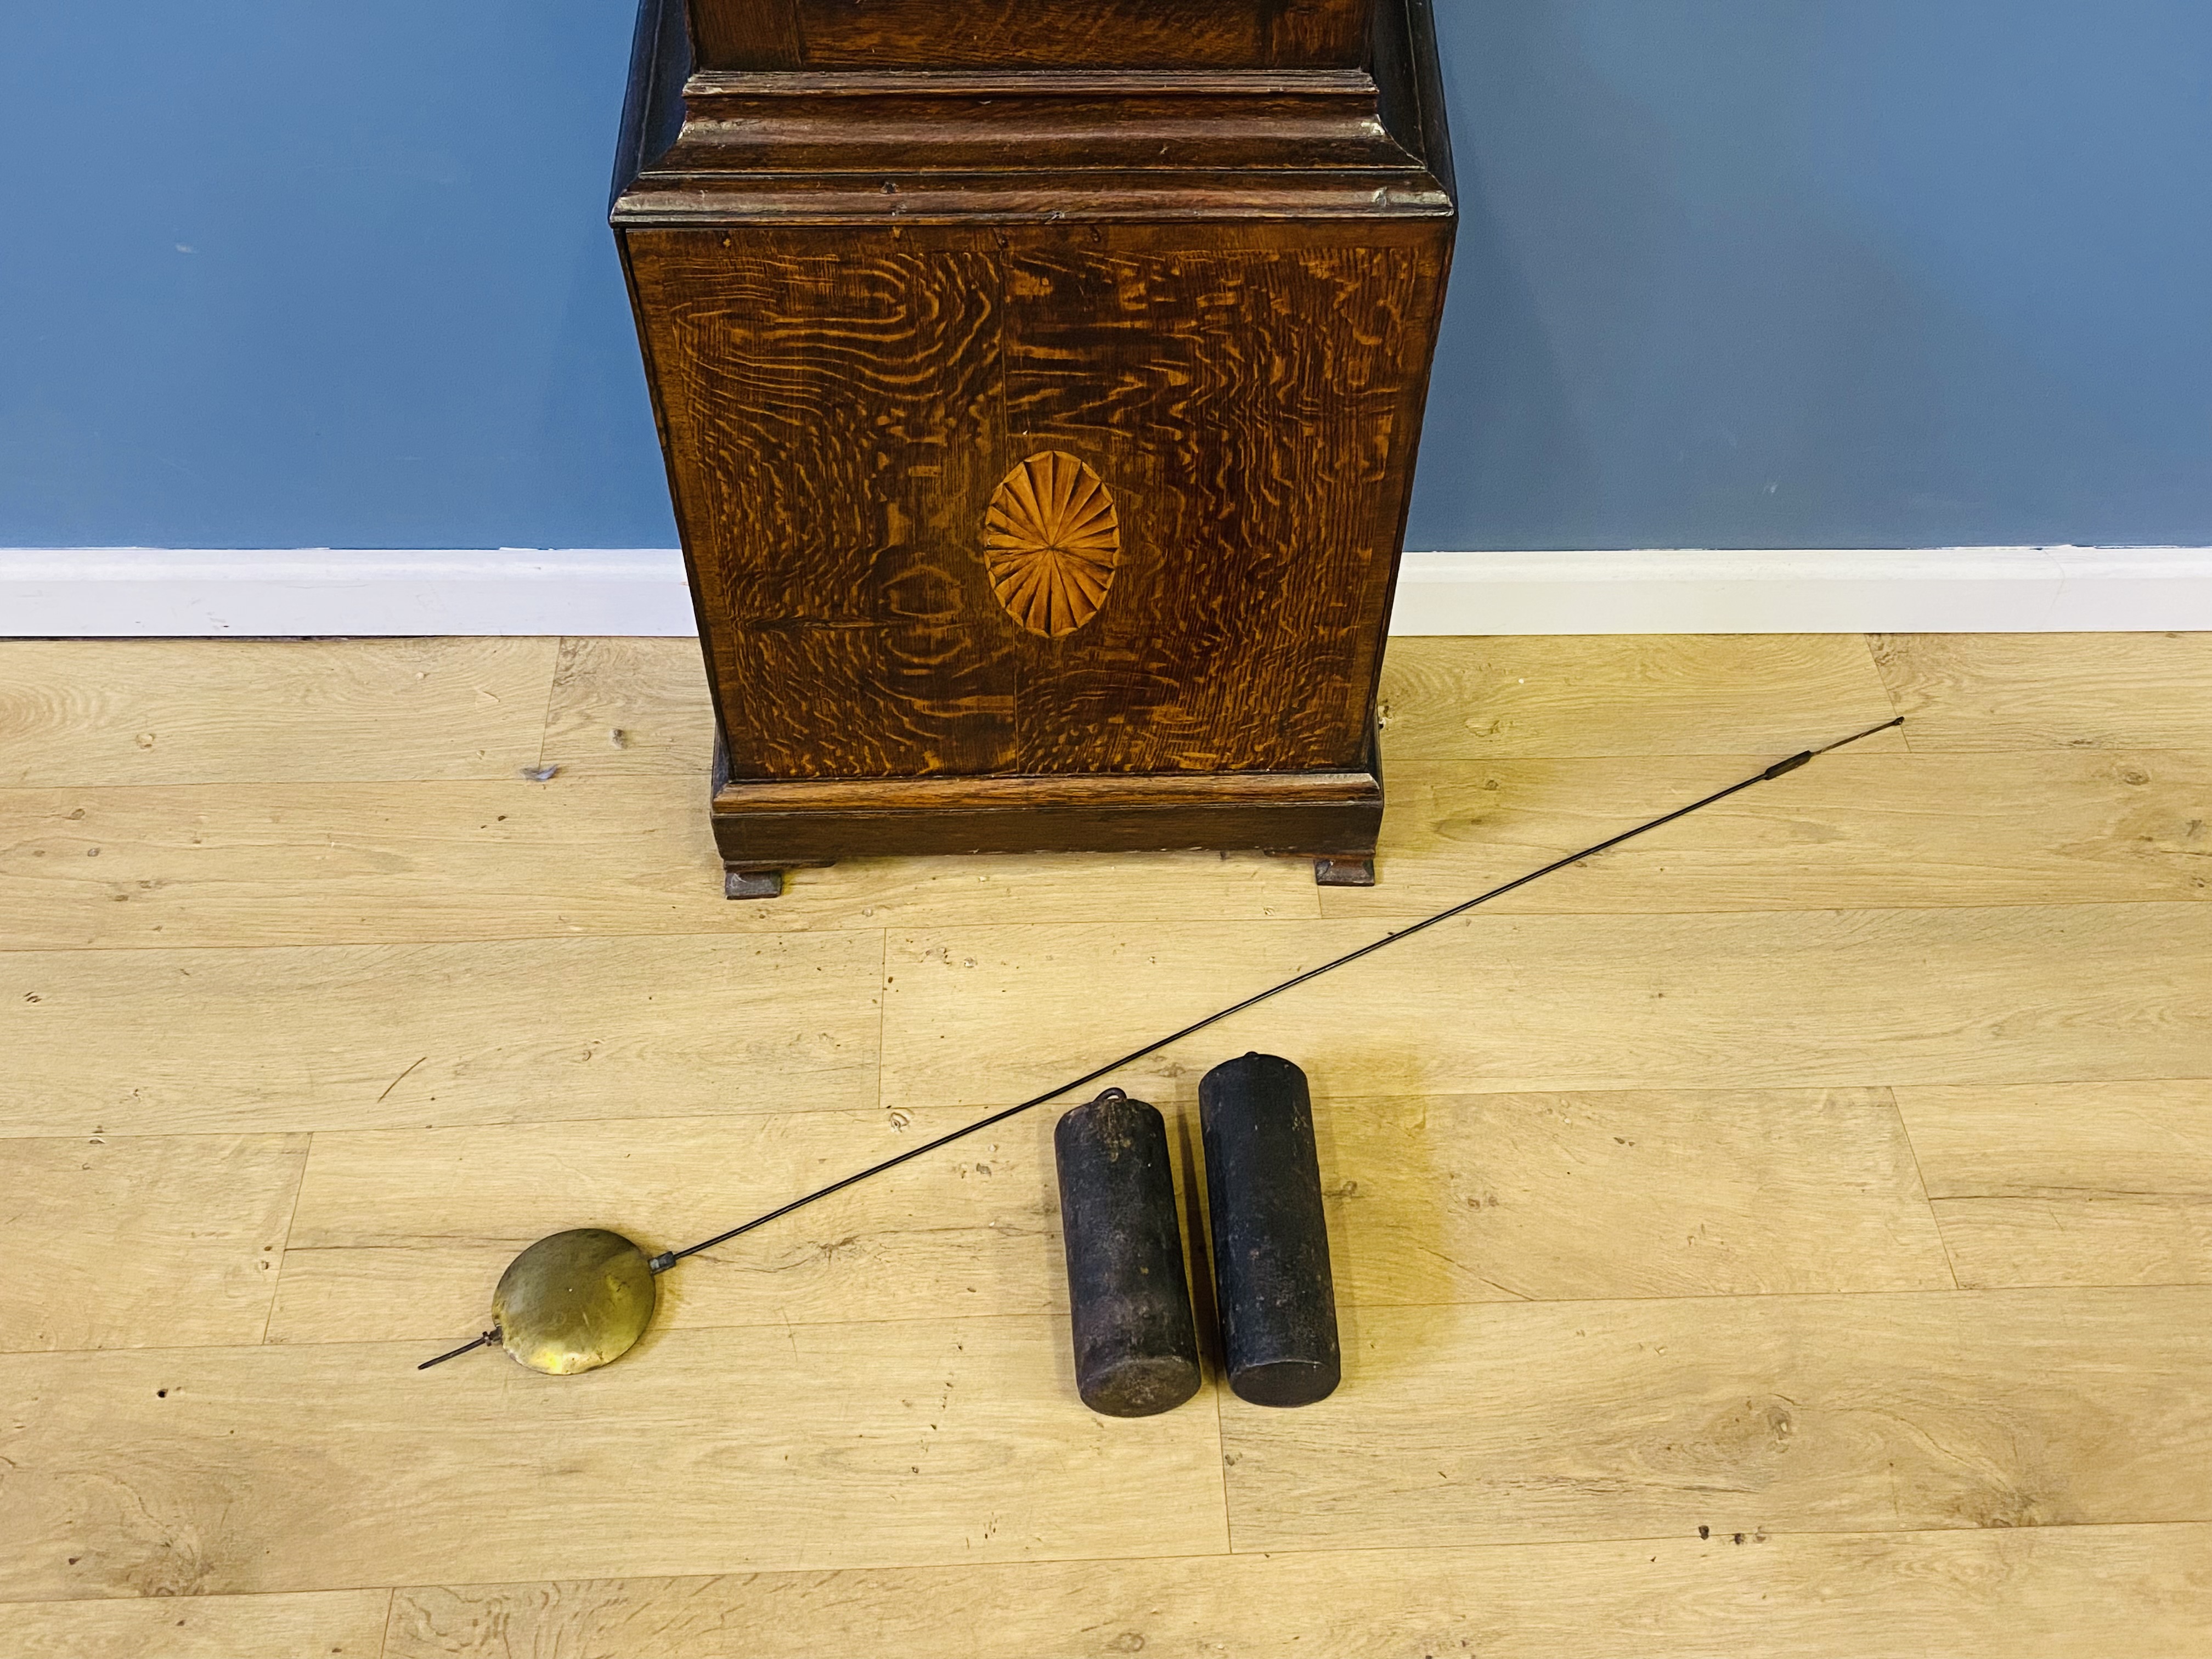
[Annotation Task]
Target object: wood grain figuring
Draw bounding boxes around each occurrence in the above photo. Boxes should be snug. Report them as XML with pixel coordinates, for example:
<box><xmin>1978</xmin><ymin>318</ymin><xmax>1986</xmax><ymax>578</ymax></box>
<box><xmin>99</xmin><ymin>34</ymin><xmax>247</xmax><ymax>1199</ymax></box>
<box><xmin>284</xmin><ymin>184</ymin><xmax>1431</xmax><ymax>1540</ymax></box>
<box><xmin>0</xmin><ymin>933</ymin><xmax>881</xmax><ymax>1137</ymax></box>
<box><xmin>630</xmin><ymin>228</ymin><xmax>1444</xmax><ymax>786</ymax></box>
<box><xmin>267</xmin><ymin>1106</ymin><xmax>1075</xmax><ymax>1344</ymax></box>
<box><xmin>0</xmin><ymin>1590</ymin><xmax>393</xmax><ymax>1659</ymax></box>
<box><xmin>1319</xmin><ymin>1089</ymin><xmax>1953</xmax><ymax>1305</ymax></box>
<box><xmin>1897</xmin><ymin>1080</ymin><xmax>2212</xmax><ymax>1288</ymax></box>
<box><xmin>712</xmin><ymin>774</ymin><xmax>1380</xmax><ymax>862</ymax></box>
<box><xmin>1323</xmin><ymin>749</ymin><xmax>2212</xmax><ymax>919</ymax></box>
<box><xmin>0</xmin><ymin>779</ymin><xmax>1321</xmax><ymax>951</ymax></box>
<box><xmin>0</xmin><ymin>1134</ymin><xmax>308</xmax><ymax>1351</ymax></box>
<box><xmin>0</xmin><ymin>1322</ymin><xmax>1228</xmax><ymax>1599</ymax></box>
<box><xmin>1874</xmin><ymin>631</ymin><xmax>2212</xmax><ymax>751</ymax></box>
<box><xmin>879</xmin><ymin>905</ymin><xmax>2212</xmax><ymax>1109</ymax></box>
<box><xmin>1000</xmin><ymin>238</ymin><xmax>1441</xmax><ymax>774</ymax></box>
<box><xmin>383</xmin><ymin>1526</ymin><xmax>2212</xmax><ymax>1659</ymax></box>
<box><xmin>629</xmin><ymin>233</ymin><xmax>1017</xmax><ymax>781</ymax></box>
<box><xmin>690</xmin><ymin>0</ymin><xmax>1368</xmax><ymax>71</ymax></box>
<box><xmin>1378</xmin><ymin>634</ymin><xmax>1904</xmax><ymax>759</ymax></box>
<box><xmin>1219</xmin><ymin>1288</ymin><xmax>2212</xmax><ymax>1551</ymax></box>
<box><xmin>0</xmin><ymin>638</ymin><xmax>560</xmax><ymax>787</ymax></box>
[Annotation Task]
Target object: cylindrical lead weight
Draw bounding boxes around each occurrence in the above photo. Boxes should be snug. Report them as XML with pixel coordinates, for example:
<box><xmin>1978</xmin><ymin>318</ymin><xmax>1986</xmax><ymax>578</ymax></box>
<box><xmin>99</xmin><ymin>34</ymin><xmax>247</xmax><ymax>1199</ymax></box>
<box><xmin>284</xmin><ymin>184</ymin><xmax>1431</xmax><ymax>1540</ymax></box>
<box><xmin>1200</xmin><ymin>1052</ymin><xmax>1341</xmax><ymax>1407</ymax></box>
<box><xmin>1053</xmin><ymin>1089</ymin><xmax>1203</xmax><ymax>1417</ymax></box>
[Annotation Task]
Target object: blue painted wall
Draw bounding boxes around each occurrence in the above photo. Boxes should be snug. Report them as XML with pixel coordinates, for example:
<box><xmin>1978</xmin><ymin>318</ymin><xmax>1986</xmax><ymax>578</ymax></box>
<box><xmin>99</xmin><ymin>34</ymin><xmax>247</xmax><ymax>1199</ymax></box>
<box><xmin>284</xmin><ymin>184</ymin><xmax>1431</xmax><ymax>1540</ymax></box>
<box><xmin>2</xmin><ymin>2</ymin><xmax>2207</xmax><ymax>552</ymax></box>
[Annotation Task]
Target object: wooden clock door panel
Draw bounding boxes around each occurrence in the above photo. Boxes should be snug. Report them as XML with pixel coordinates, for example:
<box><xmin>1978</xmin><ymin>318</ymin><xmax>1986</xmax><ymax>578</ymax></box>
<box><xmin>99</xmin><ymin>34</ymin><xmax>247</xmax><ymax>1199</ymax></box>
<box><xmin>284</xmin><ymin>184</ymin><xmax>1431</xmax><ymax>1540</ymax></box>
<box><xmin>628</xmin><ymin>225</ymin><xmax>1444</xmax><ymax>783</ymax></box>
<box><xmin>999</xmin><ymin>232</ymin><xmax>1443</xmax><ymax>776</ymax></box>
<box><xmin>630</xmin><ymin>230</ymin><xmax>1019</xmax><ymax>782</ymax></box>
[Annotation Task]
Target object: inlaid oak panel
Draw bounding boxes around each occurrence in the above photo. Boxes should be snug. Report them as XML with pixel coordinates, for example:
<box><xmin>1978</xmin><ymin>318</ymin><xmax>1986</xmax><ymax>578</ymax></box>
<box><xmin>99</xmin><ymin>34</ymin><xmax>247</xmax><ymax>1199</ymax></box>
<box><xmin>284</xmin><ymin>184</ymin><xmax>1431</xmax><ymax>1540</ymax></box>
<box><xmin>628</xmin><ymin>233</ymin><xmax>1017</xmax><ymax>782</ymax></box>
<box><xmin>982</xmin><ymin>451</ymin><xmax>1121</xmax><ymax>639</ymax></box>
<box><xmin>1000</xmin><ymin>238</ymin><xmax>1443</xmax><ymax>775</ymax></box>
<box><xmin>629</xmin><ymin>228</ymin><xmax>1445</xmax><ymax>785</ymax></box>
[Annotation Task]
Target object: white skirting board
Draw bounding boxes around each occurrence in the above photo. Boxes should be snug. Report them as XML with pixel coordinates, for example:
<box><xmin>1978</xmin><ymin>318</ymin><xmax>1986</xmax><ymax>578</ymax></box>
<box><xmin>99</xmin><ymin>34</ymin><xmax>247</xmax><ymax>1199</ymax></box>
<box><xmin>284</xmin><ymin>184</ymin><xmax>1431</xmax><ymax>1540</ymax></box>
<box><xmin>2</xmin><ymin>545</ymin><xmax>2209</xmax><ymax>637</ymax></box>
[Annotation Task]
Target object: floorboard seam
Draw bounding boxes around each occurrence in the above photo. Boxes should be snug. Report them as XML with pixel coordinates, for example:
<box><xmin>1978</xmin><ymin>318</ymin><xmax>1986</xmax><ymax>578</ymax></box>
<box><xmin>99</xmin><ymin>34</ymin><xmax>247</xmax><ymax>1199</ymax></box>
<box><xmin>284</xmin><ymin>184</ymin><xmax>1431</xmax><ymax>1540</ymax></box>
<box><xmin>259</xmin><ymin>1136</ymin><xmax>315</xmax><ymax>1345</ymax></box>
<box><xmin>1882</xmin><ymin>1085</ymin><xmax>1962</xmax><ymax>1291</ymax></box>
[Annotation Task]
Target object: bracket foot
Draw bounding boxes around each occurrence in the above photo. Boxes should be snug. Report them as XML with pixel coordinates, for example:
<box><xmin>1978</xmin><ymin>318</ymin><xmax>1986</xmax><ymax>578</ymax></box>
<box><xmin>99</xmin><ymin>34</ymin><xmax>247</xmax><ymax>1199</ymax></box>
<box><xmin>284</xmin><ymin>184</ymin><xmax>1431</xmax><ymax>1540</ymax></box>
<box><xmin>1312</xmin><ymin>855</ymin><xmax>1376</xmax><ymax>888</ymax></box>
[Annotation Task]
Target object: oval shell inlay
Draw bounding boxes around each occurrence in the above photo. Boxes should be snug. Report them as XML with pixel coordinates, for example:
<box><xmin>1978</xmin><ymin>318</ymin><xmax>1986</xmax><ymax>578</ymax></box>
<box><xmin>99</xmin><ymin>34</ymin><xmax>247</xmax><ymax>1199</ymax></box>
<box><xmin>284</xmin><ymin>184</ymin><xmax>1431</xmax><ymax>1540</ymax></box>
<box><xmin>983</xmin><ymin>451</ymin><xmax>1121</xmax><ymax>639</ymax></box>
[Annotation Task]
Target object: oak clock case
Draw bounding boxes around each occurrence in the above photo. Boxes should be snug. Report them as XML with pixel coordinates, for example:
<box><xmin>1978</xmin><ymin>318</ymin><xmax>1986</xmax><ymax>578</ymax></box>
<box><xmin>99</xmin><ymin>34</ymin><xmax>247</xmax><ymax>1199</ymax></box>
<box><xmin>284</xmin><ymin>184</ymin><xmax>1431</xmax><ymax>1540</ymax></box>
<box><xmin>612</xmin><ymin>0</ymin><xmax>1457</xmax><ymax>896</ymax></box>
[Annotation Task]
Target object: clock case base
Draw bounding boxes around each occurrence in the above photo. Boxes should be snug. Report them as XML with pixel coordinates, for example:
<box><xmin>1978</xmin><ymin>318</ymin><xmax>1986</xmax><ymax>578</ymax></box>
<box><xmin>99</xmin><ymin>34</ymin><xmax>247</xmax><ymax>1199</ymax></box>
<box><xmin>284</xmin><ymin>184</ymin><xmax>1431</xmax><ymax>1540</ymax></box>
<box><xmin>616</xmin><ymin>0</ymin><xmax>1452</xmax><ymax>895</ymax></box>
<box><xmin>711</xmin><ymin>729</ymin><xmax>1384</xmax><ymax>895</ymax></box>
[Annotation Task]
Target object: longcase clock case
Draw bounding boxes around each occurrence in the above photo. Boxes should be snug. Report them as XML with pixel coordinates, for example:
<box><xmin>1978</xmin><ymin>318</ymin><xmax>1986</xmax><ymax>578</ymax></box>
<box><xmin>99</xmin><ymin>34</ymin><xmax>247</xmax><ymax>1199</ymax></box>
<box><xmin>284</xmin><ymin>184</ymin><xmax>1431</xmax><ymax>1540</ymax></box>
<box><xmin>613</xmin><ymin>0</ymin><xmax>1456</xmax><ymax>896</ymax></box>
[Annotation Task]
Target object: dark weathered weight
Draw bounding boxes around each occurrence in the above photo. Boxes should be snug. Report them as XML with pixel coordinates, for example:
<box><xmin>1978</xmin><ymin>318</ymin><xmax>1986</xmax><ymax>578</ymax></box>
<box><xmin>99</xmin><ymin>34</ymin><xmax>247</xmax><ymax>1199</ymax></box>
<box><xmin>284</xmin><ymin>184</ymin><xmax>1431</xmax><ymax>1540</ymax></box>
<box><xmin>1200</xmin><ymin>1053</ymin><xmax>1341</xmax><ymax>1407</ymax></box>
<box><xmin>1053</xmin><ymin>1090</ymin><xmax>1203</xmax><ymax>1417</ymax></box>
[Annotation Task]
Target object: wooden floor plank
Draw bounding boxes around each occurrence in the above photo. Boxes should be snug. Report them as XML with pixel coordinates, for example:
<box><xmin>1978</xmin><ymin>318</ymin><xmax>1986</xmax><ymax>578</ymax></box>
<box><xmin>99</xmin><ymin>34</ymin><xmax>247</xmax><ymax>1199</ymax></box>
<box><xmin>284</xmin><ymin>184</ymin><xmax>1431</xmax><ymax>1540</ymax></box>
<box><xmin>9</xmin><ymin>631</ymin><xmax>2210</xmax><ymax>1646</ymax></box>
<box><xmin>1377</xmin><ymin>635</ymin><xmax>1903</xmax><ymax>760</ymax></box>
<box><xmin>266</xmin><ymin>1106</ymin><xmax>1074</xmax><ymax>1345</ymax></box>
<box><xmin>1929</xmin><ymin>1197</ymin><xmax>2211</xmax><ymax>1290</ymax></box>
<box><xmin>0</xmin><ymin>778</ymin><xmax>1321</xmax><ymax>951</ymax></box>
<box><xmin>1323</xmin><ymin>749</ymin><xmax>2212</xmax><ymax>919</ymax></box>
<box><xmin>1897</xmin><ymin>1080</ymin><xmax>2212</xmax><ymax>1288</ymax></box>
<box><xmin>878</xmin><ymin>904</ymin><xmax>2212</xmax><ymax>1109</ymax></box>
<box><xmin>0</xmin><ymin>1589</ymin><xmax>392</xmax><ymax>1659</ymax></box>
<box><xmin>262</xmin><ymin>1084</ymin><xmax>1951</xmax><ymax>1348</ymax></box>
<box><xmin>1220</xmin><ymin>1288</ymin><xmax>2212</xmax><ymax>1553</ymax></box>
<box><xmin>538</xmin><ymin>636</ymin><xmax>716</xmax><ymax>777</ymax></box>
<box><xmin>0</xmin><ymin>933</ymin><xmax>882</xmax><ymax>1138</ymax></box>
<box><xmin>0</xmin><ymin>639</ymin><xmax>561</xmax><ymax>786</ymax></box>
<box><xmin>532</xmin><ymin>633</ymin><xmax>1903</xmax><ymax>775</ymax></box>
<box><xmin>1872</xmin><ymin>632</ymin><xmax>2212</xmax><ymax>752</ymax></box>
<box><xmin>0</xmin><ymin>1133</ymin><xmax>308</xmax><ymax>1352</ymax></box>
<box><xmin>383</xmin><ymin>1525</ymin><xmax>2212</xmax><ymax>1659</ymax></box>
<box><xmin>1321</xmin><ymin>1088</ymin><xmax>1953</xmax><ymax>1304</ymax></box>
<box><xmin>0</xmin><ymin>1321</ymin><xmax>1228</xmax><ymax>1600</ymax></box>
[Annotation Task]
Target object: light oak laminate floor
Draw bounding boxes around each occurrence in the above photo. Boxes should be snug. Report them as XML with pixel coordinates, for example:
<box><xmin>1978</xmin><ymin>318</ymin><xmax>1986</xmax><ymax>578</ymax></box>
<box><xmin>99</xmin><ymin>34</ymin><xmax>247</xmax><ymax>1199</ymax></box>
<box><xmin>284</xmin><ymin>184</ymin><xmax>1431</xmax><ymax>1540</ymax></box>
<box><xmin>1</xmin><ymin>632</ymin><xmax>2208</xmax><ymax>1657</ymax></box>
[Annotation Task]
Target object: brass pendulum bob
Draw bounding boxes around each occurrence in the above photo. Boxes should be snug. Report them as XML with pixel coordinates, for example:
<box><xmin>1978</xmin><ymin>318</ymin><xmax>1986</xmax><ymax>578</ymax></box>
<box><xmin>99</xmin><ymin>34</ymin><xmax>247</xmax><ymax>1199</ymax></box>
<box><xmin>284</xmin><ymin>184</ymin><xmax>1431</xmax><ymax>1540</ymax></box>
<box><xmin>421</xmin><ymin>1228</ymin><xmax>657</xmax><ymax>1375</ymax></box>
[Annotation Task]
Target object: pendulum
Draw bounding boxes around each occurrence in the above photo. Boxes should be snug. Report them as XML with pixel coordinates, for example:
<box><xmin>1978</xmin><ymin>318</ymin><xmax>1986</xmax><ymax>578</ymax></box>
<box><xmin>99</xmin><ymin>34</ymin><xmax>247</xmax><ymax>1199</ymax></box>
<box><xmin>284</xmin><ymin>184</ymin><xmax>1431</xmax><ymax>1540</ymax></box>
<box><xmin>421</xmin><ymin>717</ymin><xmax>1904</xmax><ymax>1376</ymax></box>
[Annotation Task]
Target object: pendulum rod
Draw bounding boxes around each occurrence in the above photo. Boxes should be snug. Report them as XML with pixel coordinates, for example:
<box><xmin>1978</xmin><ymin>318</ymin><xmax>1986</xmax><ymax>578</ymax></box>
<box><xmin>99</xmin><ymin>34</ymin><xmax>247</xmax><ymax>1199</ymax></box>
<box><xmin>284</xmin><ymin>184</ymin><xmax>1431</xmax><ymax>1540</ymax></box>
<box><xmin>645</xmin><ymin>715</ymin><xmax>1904</xmax><ymax>1273</ymax></box>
